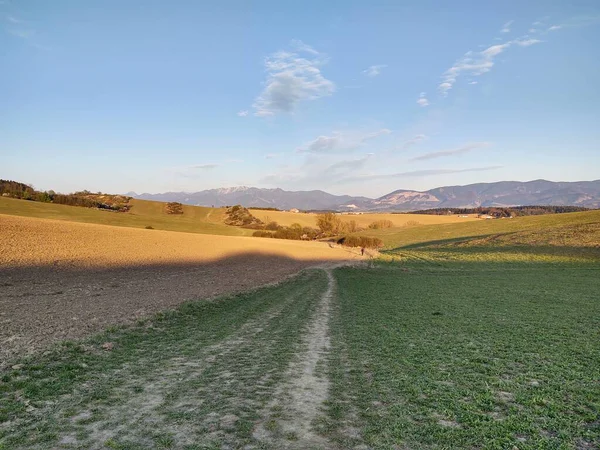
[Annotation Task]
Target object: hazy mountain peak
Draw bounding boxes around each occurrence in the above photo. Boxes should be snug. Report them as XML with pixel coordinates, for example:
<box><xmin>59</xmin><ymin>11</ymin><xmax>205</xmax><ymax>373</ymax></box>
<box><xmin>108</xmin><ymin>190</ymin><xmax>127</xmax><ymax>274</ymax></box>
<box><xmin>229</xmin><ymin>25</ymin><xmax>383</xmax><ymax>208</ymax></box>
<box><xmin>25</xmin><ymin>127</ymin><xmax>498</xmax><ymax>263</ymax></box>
<box><xmin>133</xmin><ymin>180</ymin><xmax>600</xmax><ymax>211</ymax></box>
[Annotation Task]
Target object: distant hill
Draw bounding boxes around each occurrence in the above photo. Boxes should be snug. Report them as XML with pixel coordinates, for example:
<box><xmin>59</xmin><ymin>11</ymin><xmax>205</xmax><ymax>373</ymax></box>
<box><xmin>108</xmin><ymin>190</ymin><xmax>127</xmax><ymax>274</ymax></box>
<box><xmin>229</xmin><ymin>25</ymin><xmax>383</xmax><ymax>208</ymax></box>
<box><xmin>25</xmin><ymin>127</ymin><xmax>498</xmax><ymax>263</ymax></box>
<box><xmin>374</xmin><ymin>180</ymin><xmax>600</xmax><ymax>210</ymax></box>
<box><xmin>132</xmin><ymin>180</ymin><xmax>600</xmax><ymax>211</ymax></box>
<box><xmin>133</xmin><ymin>187</ymin><xmax>372</xmax><ymax>211</ymax></box>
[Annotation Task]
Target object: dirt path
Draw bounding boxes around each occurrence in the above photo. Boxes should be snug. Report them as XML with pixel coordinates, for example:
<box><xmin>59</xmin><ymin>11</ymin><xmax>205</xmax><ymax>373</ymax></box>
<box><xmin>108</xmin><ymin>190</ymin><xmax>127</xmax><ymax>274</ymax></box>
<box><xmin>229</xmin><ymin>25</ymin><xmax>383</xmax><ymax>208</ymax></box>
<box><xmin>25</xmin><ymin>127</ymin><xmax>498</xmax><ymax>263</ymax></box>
<box><xmin>1</xmin><ymin>269</ymin><xmax>341</xmax><ymax>449</ymax></box>
<box><xmin>253</xmin><ymin>268</ymin><xmax>335</xmax><ymax>448</ymax></box>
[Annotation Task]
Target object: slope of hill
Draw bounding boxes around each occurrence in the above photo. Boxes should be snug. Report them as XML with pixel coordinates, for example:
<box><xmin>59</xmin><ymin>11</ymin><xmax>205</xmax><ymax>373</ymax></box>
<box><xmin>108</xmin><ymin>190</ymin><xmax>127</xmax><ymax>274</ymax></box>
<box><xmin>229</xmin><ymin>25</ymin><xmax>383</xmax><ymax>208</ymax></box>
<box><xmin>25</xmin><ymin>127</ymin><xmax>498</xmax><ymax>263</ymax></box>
<box><xmin>359</xmin><ymin>209</ymin><xmax>600</xmax><ymax>251</ymax></box>
<box><xmin>134</xmin><ymin>187</ymin><xmax>372</xmax><ymax>211</ymax></box>
<box><xmin>132</xmin><ymin>180</ymin><xmax>600</xmax><ymax>211</ymax></box>
<box><xmin>0</xmin><ymin>197</ymin><xmax>250</xmax><ymax>237</ymax></box>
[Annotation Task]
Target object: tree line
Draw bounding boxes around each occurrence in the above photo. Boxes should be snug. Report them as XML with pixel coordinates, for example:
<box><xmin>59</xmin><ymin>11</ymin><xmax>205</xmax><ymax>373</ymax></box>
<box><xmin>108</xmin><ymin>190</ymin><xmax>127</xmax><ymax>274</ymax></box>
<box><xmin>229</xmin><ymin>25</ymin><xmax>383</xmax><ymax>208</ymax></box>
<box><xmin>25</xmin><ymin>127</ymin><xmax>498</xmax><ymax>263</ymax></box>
<box><xmin>0</xmin><ymin>179</ymin><xmax>131</xmax><ymax>211</ymax></box>
<box><xmin>405</xmin><ymin>205</ymin><xmax>589</xmax><ymax>217</ymax></box>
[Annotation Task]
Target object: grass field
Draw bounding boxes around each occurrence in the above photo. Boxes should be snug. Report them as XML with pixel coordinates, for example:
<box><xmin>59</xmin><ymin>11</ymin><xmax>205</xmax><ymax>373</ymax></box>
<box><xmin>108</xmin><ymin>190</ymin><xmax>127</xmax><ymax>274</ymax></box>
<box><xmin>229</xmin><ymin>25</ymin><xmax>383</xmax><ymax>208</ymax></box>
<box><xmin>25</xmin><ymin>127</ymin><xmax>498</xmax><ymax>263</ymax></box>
<box><xmin>324</xmin><ymin>261</ymin><xmax>600</xmax><ymax>449</ymax></box>
<box><xmin>0</xmin><ymin>197</ymin><xmax>250</xmax><ymax>236</ymax></box>
<box><xmin>253</xmin><ymin>209</ymin><xmax>477</xmax><ymax>229</ymax></box>
<box><xmin>1</xmin><ymin>209</ymin><xmax>599</xmax><ymax>449</ymax></box>
<box><xmin>360</xmin><ymin>209</ymin><xmax>600</xmax><ymax>249</ymax></box>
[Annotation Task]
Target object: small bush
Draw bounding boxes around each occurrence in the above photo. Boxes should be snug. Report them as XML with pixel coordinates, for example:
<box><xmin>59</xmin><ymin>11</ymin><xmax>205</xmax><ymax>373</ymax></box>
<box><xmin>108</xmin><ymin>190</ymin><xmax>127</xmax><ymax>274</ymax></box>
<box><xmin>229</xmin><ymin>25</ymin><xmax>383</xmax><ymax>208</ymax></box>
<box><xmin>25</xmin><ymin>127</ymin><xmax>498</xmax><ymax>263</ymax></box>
<box><xmin>338</xmin><ymin>235</ymin><xmax>384</xmax><ymax>249</ymax></box>
<box><xmin>145</xmin><ymin>225</ymin><xmax>154</xmax><ymax>230</ymax></box>
<box><xmin>225</xmin><ymin>205</ymin><xmax>265</xmax><ymax>229</ymax></box>
<box><xmin>368</xmin><ymin>219</ymin><xmax>394</xmax><ymax>229</ymax></box>
<box><xmin>404</xmin><ymin>220</ymin><xmax>421</xmax><ymax>227</ymax></box>
<box><xmin>165</xmin><ymin>202</ymin><xmax>184</xmax><ymax>214</ymax></box>
<box><xmin>252</xmin><ymin>230</ymin><xmax>273</xmax><ymax>238</ymax></box>
<box><xmin>265</xmin><ymin>221</ymin><xmax>281</xmax><ymax>231</ymax></box>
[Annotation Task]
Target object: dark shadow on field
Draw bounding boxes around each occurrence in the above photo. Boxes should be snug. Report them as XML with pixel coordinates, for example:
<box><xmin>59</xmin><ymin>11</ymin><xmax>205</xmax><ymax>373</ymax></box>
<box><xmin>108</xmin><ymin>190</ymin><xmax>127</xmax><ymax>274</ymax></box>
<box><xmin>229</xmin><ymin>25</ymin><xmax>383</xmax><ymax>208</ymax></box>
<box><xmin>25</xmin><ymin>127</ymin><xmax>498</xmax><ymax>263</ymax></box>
<box><xmin>395</xmin><ymin>234</ymin><xmax>500</xmax><ymax>249</ymax></box>
<box><xmin>0</xmin><ymin>252</ymin><xmax>352</xmax><ymax>367</ymax></box>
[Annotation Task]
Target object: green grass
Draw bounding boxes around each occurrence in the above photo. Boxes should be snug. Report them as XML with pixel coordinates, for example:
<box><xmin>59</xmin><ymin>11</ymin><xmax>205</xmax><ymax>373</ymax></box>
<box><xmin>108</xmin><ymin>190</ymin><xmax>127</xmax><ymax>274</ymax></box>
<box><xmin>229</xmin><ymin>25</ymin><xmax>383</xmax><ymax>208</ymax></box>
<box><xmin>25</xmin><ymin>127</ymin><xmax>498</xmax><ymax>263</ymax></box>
<box><xmin>323</xmin><ymin>262</ymin><xmax>600</xmax><ymax>449</ymax></box>
<box><xmin>1</xmin><ymin>209</ymin><xmax>599</xmax><ymax>448</ymax></box>
<box><xmin>0</xmin><ymin>197</ymin><xmax>252</xmax><ymax>236</ymax></box>
<box><xmin>0</xmin><ymin>270</ymin><xmax>328</xmax><ymax>448</ymax></box>
<box><xmin>359</xmin><ymin>209</ymin><xmax>600</xmax><ymax>249</ymax></box>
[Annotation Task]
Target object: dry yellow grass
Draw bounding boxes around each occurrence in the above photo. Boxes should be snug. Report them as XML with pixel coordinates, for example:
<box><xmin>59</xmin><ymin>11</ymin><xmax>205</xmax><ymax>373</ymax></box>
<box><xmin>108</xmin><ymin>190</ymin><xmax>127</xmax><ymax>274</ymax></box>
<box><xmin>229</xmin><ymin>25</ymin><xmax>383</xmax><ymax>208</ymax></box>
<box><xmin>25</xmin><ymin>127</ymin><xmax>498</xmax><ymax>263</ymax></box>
<box><xmin>0</xmin><ymin>214</ymin><xmax>362</xmax><ymax>269</ymax></box>
<box><xmin>253</xmin><ymin>210</ymin><xmax>478</xmax><ymax>229</ymax></box>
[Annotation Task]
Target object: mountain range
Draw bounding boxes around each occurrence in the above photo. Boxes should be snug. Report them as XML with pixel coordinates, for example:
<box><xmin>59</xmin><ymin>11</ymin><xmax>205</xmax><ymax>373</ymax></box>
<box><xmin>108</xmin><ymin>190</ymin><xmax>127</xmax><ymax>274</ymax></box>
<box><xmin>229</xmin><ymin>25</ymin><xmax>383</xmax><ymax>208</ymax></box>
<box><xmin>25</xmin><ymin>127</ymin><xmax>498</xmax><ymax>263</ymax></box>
<box><xmin>129</xmin><ymin>179</ymin><xmax>600</xmax><ymax>211</ymax></box>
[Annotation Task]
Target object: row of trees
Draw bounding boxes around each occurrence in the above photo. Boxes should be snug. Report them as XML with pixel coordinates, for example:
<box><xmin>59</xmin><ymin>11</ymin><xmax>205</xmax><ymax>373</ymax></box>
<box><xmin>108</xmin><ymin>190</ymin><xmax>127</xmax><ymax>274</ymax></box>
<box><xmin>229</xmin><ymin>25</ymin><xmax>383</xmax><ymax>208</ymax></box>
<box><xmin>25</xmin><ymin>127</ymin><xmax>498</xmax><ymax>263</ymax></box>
<box><xmin>250</xmin><ymin>211</ymin><xmax>384</xmax><ymax>248</ymax></box>
<box><xmin>407</xmin><ymin>205</ymin><xmax>589</xmax><ymax>217</ymax></box>
<box><xmin>0</xmin><ymin>179</ymin><xmax>130</xmax><ymax>211</ymax></box>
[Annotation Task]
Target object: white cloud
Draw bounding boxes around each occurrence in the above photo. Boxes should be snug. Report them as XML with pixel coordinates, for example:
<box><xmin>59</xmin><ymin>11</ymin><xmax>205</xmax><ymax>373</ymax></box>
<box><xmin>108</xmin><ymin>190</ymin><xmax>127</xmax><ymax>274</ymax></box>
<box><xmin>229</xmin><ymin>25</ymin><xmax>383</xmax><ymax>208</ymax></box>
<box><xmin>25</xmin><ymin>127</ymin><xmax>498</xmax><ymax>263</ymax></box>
<box><xmin>237</xmin><ymin>110</ymin><xmax>248</xmax><ymax>117</ymax></box>
<box><xmin>191</xmin><ymin>164</ymin><xmax>219</xmax><ymax>170</ymax></box>
<box><xmin>337</xmin><ymin>166</ymin><xmax>503</xmax><ymax>184</ymax></box>
<box><xmin>438</xmin><ymin>35</ymin><xmax>543</xmax><ymax>96</ymax></box>
<box><xmin>260</xmin><ymin>154</ymin><xmax>375</xmax><ymax>187</ymax></box>
<box><xmin>395</xmin><ymin>134</ymin><xmax>428</xmax><ymax>151</ymax></box>
<box><xmin>468</xmin><ymin>81</ymin><xmax>478</xmax><ymax>85</ymax></box>
<box><xmin>297</xmin><ymin>129</ymin><xmax>391</xmax><ymax>153</ymax></box>
<box><xmin>362</xmin><ymin>128</ymin><xmax>392</xmax><ymax>141</ymax></box>
<box><xmin>514</xmin><ymin>38</ymin><xmax>542</xmax><ymax>46</ymax></box>
<box><xmin>253</xmin><ymin>43</ymin><xmax>335</xmax><ymax>117</ymax></box>
<box><xmin>548</xmin><ymin>25</ymin><xmax>563</xmax><ymax>31</ymax></box>
<box><xmin>501</xmin><ymin>20</ymin><xmax>514</xmax><ymax>33</ymax></box>
<box><xmin>409</xmin><ymin>142</ymin><xmax>490</xmax><ymax>161</ymax></box>
<box><xmin>362</xmin><ymin>64</ymin><xmax>387</xmax><ymax>77</ymax></box>
<box><xmin>7</xmin><ymin>15</ymin><xmax>23</xmax><ymax>24</ymax></box>
<box><xmin>416</xmin><ymin>92</ymin><xmax>429</xmax><ymax>107</ymax></box>
<box><xmin>290</xmin><ymin>39</ymin><xmax>319</xmax><ymax>55</ymax></box>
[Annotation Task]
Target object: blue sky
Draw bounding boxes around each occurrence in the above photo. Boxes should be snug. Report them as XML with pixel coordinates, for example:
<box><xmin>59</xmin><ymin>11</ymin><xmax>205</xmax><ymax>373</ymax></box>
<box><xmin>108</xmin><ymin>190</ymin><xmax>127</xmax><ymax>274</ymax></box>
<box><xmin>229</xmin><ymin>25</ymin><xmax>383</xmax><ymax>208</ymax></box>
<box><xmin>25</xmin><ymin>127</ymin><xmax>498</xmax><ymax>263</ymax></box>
<box><xmin>2</xmin><ymin>0</ymin><xmax>599</xmax><ymax>197</ymax></box>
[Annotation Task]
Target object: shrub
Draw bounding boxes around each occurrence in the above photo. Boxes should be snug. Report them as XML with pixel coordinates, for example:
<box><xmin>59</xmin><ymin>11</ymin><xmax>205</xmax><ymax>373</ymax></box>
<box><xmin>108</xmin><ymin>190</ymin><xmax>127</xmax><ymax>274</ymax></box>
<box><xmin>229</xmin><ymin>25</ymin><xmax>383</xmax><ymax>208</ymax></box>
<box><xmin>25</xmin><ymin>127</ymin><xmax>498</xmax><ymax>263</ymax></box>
<box><xmin>225</xmin><ymin>205</ymin><xmax>265</xmax><ymax>229</ymax></box>
<box><xmin>404</xmin><ymin>220</ymin><xmax>421</xmax><ymax>227</ymax></box>
<box><xmin>145</xmin><ymin>225</ymin><xmax>154</xmax><ymax>230</ymax></box>
<box><xmin>165</xmin><ymin>202</ymin><xmax>184</xmax><ymax>214</ymax></box>
<box><xmin>338</xmin><ymin>235</ymin><xmax>384</xmax><ymax>249</ymax></box>
<box><xmin>252</xmin><ymin>230</ymin><xmax>273</xmax><ymax>238</ymax></box>
<box><xmin>368</xmin><ymin>219</ymin><xmax>394</xmax><ymax>229</ymax></box>
<box><xmin>265</xmin><ymin>221</ymin><xmax>281</xmax><ymax>231</ymax></box>
<box><xmin>316</xmin><ymin>212</ymin><xmax>345</xmax><ymax>235</ymax></box>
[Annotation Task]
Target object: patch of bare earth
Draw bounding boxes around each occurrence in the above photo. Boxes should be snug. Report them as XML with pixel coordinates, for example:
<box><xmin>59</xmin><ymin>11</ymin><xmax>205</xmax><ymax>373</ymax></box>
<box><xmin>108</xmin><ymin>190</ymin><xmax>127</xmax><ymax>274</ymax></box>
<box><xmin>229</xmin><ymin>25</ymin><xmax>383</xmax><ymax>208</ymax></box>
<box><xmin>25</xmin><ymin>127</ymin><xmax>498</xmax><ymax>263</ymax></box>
<box><xmin>252</xmin><ymin>268</ymin><xmax>335</xmax><ymax>449</ymax></box>
<box><xmin>0</xmin><ymin>214</ymin><xmax>361</xmax><ymax>366</ymax></box>
<box><xmin>58</xmin><ymin>293</ymin><xmax>298</xmax><ymax>448</ymax></box>
<box><xmin>6</xmin><ymin>271</ymin><xmax>325</xmax><ymax>448</ymax></box>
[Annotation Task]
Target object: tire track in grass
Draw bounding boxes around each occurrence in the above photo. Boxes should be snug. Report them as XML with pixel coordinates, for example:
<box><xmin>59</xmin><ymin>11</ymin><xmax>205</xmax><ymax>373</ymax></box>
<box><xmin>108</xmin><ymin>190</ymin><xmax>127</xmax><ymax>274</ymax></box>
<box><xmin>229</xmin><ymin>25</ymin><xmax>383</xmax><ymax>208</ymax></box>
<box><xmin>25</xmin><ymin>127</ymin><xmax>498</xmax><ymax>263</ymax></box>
<box><xmin>253</xmin><ymin>268</ymin><xmax>335</xmax><ymax>449</ymax></box>
<box><xmin>1</xmin><ymin>270</ymin><xmax>329</xmax><ymax>449</ymax></box>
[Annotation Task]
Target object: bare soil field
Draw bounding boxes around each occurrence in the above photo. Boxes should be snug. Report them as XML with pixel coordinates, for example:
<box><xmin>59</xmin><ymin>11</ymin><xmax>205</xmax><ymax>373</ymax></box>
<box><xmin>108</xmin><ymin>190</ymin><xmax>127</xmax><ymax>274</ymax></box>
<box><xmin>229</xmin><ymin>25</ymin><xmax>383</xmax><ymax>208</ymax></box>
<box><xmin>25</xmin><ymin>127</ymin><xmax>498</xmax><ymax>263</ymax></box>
<box><xmin>254</xmin><ymin>210</ymin><xmax>477</xmax><ymax>228</ymax></box>
<box><xmin>0</xmin><ymin>214</ymin><xmax>361</xmax><ymax>365</ymax></box>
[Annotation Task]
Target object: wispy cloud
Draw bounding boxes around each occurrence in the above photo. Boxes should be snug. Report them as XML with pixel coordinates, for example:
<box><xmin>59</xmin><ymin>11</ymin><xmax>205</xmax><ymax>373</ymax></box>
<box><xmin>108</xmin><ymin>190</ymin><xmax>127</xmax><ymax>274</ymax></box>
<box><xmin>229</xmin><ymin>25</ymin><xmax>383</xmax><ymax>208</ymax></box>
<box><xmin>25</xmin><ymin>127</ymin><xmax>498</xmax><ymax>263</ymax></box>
<box><xmin>394</xmin><ymin>134</ymin><xmax>428</xmax><ymax>152</ymax></box>
<box><xmin>290</xmin><ymin>39</ymin><xmax>319</xmax><ymax>55</ymax></box>
<box><xmin>438</xmin><ymin>35</ymin><xmax>543</xmax><ymax>96</ymax></box>
<box><xmin>253</xmin><ymin>41</ymin><xmax>334</xmax><ymax>117</ymax></box>
<box><xmin>416</xmin><ymin>92</ymin><xmax>429</xmax><ymax>107</ymax></box>
<box><xmin>296</xmin><ymin>129</ymin><xmax>391</xmax><ymax>154</ymax></box>
<box><xmin>260</xmin><ymin>154</ymin><xmax>375</xmax><ymax>187</ymax></box>
<box><xmin>224</xmin><ymin>158</ymin><xmax>244</xmax><ymax>163</ymax></box>
<box><xmin>548</xmin><ymin>25</ymin><xmax>562</xmax><ymax>31</ymax></box>
<box><xmin>409</xmin><ymin>142</ymin><xmax>490</xmax><ymax>161</ymax></box>
<box><xmin>362</xmin><ymin>64</ymin><xmax>387</xmax><ymax>77</ymax></box>
<box><xmin>264</xmin><ymin>153</ymin><xmax>282</xmax><ymax>159</ymax></box>
<box><xmin>237</xmin><ymin>110</ymin><xmax>249</xmax><ymax>117</ymax></box>
<box><xmin>337</xmin><ymin>166</ymin><xmax>503</xmax><ymax>184</ymax></box>
<box><xmin>501</xmin><ymin>20</ymin><xmax>514</xmax><ymax>33</ymax></box>
<box><xmin>191</xmin><ymin>164</ymin><xmax>220</xmax><ymax>170</ymax></box>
